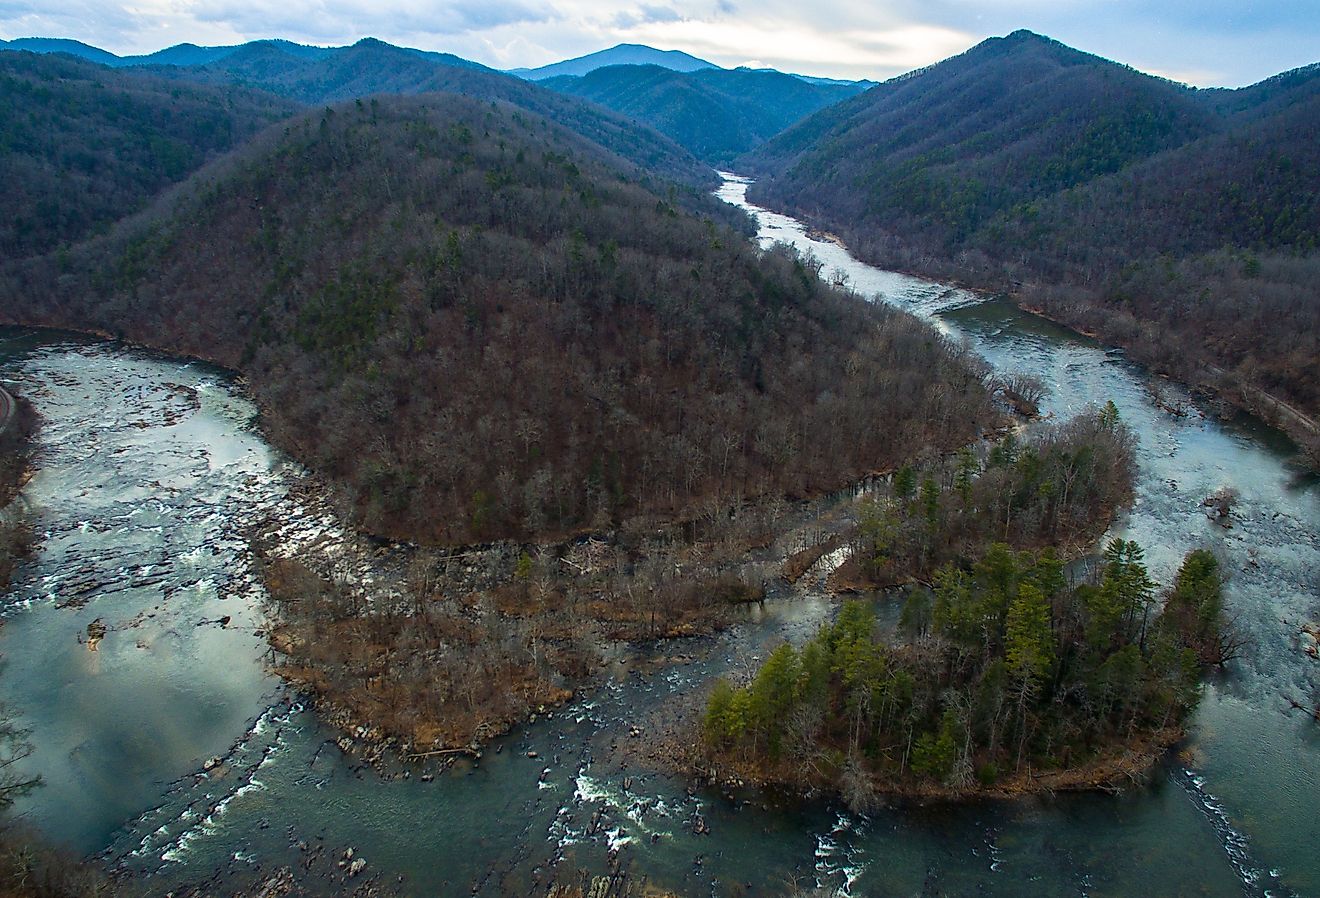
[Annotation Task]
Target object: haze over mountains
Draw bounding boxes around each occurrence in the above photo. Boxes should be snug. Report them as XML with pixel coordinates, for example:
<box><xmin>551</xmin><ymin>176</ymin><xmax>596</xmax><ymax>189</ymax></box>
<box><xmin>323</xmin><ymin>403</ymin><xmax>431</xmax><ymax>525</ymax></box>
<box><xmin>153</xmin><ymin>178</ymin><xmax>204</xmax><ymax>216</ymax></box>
<box><xmin>510</xmin><ymin>43</ymin><xmax>717</xmax><ymax>80</ymax></box>
<box><xmin>0</xmin><ymin>35</ymin><xmax>871</xmax><ymax>166</ymax></box>
<box><xmin>545</xmin><ymin>65</ymin><xmax>868</xmax><ymax>165</ymax></box>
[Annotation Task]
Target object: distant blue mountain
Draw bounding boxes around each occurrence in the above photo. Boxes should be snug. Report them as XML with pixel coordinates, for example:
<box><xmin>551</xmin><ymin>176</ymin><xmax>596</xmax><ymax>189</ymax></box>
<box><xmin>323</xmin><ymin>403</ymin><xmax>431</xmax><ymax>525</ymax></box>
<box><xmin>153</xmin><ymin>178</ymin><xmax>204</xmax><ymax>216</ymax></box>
<box><xmin>0</xmin><ymin>37</ymin><xmax>120</xmax><ymax>65</ymax></box>
<box><xmin>512</xmin><ymin>43</ymin><xmax>718</xmax><ymax>80</ymax></box>
<box><xmin>542</xmin><ymin>63</ymin><xmax>869</xmax><ymax>165</ymax></box>
<box><xmin>130</xmin><ymin>40</ymin><xmax>335</xmax><ymax>67</ymax></box>
<box><xmin>737</xmin><ymin>66</ymin><xmax>877</xmax><ymax>88</ymax></box>
<box><xmin>0</xmin><ymin>36</ymin><xmax>485</xmax><ymax>72</ymax></box>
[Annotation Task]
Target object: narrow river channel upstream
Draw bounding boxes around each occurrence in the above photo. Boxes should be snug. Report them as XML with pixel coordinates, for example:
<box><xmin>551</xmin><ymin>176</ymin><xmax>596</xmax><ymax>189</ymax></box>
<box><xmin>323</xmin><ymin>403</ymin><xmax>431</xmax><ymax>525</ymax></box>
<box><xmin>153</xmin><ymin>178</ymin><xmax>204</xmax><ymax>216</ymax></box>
<box><xmin>0</xmin><ymin>174</ymin><xmax>1315</xmax><ymax>896</ymax></box>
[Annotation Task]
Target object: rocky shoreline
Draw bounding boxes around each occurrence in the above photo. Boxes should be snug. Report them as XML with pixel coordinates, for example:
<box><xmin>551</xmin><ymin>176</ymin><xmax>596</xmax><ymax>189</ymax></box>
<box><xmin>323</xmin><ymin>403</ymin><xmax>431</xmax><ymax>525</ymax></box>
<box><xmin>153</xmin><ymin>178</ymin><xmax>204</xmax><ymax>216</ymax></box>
<box><xmin>249</xmin><ymin>443</ymin><xmax>933</xmax><ymax>766</ymax></box>
<box><xmin>0</xmin><ymin>385</ymin><xmax>37</xmax><ymax>591</ymax></box>
<box><xmin>691</xmin><ymin>726</ymin><xmax>1187</xmax><ymax>809</ymax></box>
<box><xmin>614</xmin><ymin>663</ymin><xmax>1188</xmax><ymax>816</ymax></box>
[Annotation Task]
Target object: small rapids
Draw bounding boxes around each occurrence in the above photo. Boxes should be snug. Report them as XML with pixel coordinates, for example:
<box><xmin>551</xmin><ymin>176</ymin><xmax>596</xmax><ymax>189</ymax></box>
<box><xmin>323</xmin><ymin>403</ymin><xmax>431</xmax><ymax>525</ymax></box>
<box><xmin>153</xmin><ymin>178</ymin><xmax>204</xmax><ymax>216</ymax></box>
<box><xmin>0</xmin><ymin>171</ymin><xmax>1314</xmax><ymax>896</ymax></box>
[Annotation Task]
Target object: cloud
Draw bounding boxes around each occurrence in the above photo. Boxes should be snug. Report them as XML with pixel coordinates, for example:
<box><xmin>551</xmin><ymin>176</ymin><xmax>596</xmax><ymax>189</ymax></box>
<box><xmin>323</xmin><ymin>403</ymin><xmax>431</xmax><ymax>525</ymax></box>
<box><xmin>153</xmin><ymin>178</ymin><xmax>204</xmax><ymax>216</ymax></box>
<box><xmin>0</xmin><ymin>0</ymin><xmax>1316</xmax><ymax>84</ymax></box>
<box><xmin>190</xmin><ymin>0</ymin><xmax>557</xmax><ymax>41</ymax></box>
<box><xmin>612</xmin><ymin>15</ymin><xmax>978</xmax><ymax>80</ymax></box>
<box><xmin>0</xmin><ymin>0</ymin><xmax>140</xmax><ymax>43</ymax></box>
<box><xmin>611</xmin><ymin>4</ymin><xmax>683</xmax><ymax>30</ymax></box>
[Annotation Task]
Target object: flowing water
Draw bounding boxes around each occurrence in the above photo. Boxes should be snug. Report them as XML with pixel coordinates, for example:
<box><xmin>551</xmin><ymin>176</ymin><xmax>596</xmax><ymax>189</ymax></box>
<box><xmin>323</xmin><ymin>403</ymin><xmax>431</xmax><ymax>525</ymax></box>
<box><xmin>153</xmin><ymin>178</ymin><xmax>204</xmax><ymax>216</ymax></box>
<box><xmin>0</xmin><ymin>175</ymin><xmax>1315</xmax><ymax>896</ymax></box>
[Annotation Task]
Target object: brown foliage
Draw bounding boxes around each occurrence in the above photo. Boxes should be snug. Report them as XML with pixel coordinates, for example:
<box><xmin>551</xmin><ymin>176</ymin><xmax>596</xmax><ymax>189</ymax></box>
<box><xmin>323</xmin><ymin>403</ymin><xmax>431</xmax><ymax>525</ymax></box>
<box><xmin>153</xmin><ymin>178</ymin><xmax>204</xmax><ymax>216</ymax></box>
<box><xmin>742</xmin><ymin>32</ymin><xmax>1320</xmax><ymax>457</ymax></box>
<box><xmin>4</xmin><ymin>93</ymin><xmax>994</xmax><ymax>545</ymax></box>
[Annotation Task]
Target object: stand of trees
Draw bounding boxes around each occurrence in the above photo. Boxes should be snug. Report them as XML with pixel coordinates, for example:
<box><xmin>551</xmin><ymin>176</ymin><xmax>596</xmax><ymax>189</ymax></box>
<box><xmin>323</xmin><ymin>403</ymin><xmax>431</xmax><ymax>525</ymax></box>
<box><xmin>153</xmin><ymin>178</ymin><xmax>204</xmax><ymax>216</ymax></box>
<box><xmin>836</xmin><ymin>403</ymin><xmax>1136</xmax><ymax>588</ymax></box>
<box><xmin>0</xmin><ymin>51</ymin><xmax>299</xmax><ymax>260</ymax></box>
<box><xmin>263</xmin><ymin>555</ymin><xmax>579</xmax><ymax>751</ymax></box>
<box><xmin>3</xmin><ymin>93</ymin><xmax>994</xmax><ymax>545</ymax></box>
<box><xmin>261</xmin><ymin>514</ymin><xmax>773</xmax><ymax>751</ymax></box>
<box><xmin>704</xmin><ymin>541</ymin><xmax>1228</xmax><ymax>801</ymax></box>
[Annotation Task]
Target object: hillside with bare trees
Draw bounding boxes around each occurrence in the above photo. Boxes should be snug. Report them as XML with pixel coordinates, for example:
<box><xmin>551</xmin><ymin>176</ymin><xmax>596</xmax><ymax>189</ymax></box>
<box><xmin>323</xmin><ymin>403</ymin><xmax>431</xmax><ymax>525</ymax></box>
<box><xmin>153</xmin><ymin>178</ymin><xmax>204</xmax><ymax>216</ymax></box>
<box><xmin>742</xmin><ymin>30</ymin><xmax>1320</xmax><ymax>460</ymax></box>
<box><xmin>2</xmin><ymin>93</ymin><xmax>995</xmax><ymax>545</ymax></box>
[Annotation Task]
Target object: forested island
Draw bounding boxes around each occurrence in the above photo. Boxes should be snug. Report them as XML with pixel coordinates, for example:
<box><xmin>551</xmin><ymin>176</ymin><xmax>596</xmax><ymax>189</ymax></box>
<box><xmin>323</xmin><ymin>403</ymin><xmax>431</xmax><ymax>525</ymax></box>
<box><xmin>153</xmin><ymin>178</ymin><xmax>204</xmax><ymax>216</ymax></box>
<box><xmin>703</xmin><ymin>544</ymin><xmax>1227</xmax><ymax>802</ymax></box>
<box><xmin>701</xmin><ymin>407</ymin><xmax>1232</xmax><ymax>801</ymax></box>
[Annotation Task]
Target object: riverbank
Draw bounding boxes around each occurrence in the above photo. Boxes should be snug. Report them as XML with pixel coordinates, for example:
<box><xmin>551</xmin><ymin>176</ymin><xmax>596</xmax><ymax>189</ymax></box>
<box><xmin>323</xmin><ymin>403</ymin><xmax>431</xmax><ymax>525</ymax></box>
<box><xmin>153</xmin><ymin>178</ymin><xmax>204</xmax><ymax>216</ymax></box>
<box><xmin>1014</xmin><ymin>300</ymin><xmax>1320</xmax><ymax>468</ymax></box>
<box><xmin>692</xmin><ymin>727</ymin><xmax>1187</xmax><ymax>806</ymax></box>
<box><xmin>0</xmin><ymin>385</ymin><xmax>36</xmax><ymax>504</ymax></box>
<box><xmin>745</xmin><ymin>191</ymin><xmax>1320</xmax><ymax>472</ymax></box>
<box><xmin>0</xmin><ymin>385</ymin><xmax>37</xmax><ymax>591</ymax></box>
<box><xmin>253</xmin><ymin>471</ymin><xmax>861</xmax><ymax>762</ymax></box>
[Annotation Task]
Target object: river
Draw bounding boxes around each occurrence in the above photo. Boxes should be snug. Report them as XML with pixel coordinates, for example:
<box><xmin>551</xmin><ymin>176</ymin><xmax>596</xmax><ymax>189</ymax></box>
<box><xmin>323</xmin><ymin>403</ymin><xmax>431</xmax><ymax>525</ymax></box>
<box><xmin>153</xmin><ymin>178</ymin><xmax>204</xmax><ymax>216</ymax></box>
<box><xmin>0</xmin><ymin>175</ymin><xmax>1315</xmax><ymax>896</ymax></box>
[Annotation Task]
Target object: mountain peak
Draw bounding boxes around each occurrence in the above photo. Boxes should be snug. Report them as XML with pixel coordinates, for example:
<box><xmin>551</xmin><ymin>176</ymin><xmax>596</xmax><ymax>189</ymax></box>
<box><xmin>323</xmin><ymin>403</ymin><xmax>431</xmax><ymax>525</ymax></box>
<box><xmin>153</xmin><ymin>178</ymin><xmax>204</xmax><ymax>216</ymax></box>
<box><xmin>1003</xmin><ymin>28</ymin><xmax>1050</xmax><ymax>43</ymax></box>
<box><xmin>951</xmin><ymin>28</ymin><xmax>1104</xmax><ymax>71</ymax></box>
<box><xmin>513</xmin><ymin>43</ymin><xmax>719</xmax><ymax>81</ymax></box>
<box><xmin>0</xmin><ymin>37</ymin><xmax>120</xmax><ymax>65</ymax></box>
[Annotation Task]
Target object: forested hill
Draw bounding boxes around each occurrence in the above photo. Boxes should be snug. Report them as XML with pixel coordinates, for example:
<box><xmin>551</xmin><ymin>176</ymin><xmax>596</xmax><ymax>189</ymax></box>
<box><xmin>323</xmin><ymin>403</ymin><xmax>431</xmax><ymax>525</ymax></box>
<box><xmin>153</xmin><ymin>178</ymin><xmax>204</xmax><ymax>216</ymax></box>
<box><xmin>1</xmin><ymin>94</ymin><xmax>994</xmax><ymax>544</ymax></box>
<box><xmin>0</xmin><ymin>35</ymin><xmax>488</xmax><ymax>70</ymax></box>
<box><xmin>741</xmin><ymin>29</ymin><xmax>1320</xmax><ymax>461</ymax></box>
<box><xmin>0</xmin><ymin>50</ymin><xmax>299</xmax><ymax>260</ymax></box>
<box><xmin>151</xmin><ymin>38</ymin><xmax>714</xmax><ymax>188</ymax></box>
<box><xmin>741</xmin><ymin>30</ymin><xmax>1216</xmax><ymax>246</ymax></box>
<box><xmin>542</xmin><ymin>65</ymin><xmax>869</xmax><ymax>165</ymax></box>
<box><xmin>0</xmin><ymin>37</ymin><xmax>120</xmax><ymax>65</ymax></box>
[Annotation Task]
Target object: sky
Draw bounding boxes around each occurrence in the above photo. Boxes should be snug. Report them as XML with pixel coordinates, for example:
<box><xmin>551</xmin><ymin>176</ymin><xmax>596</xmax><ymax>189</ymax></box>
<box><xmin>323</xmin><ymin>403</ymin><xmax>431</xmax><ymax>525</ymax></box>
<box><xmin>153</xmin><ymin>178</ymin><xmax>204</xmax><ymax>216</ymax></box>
<box><xmin>1</xmin><ymin>0</ymin><xmax>1317</xmax><ymax>86</ymax></box>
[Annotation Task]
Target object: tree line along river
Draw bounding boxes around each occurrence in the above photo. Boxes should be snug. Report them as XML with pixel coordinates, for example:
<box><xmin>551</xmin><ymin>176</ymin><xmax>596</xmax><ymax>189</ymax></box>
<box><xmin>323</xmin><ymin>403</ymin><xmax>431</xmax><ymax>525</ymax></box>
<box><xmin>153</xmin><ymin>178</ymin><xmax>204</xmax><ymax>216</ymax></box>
<box><xmin>0</xmin><ymin>174</ymin><xmax>1314</xmax><ymax>896</ymax></box>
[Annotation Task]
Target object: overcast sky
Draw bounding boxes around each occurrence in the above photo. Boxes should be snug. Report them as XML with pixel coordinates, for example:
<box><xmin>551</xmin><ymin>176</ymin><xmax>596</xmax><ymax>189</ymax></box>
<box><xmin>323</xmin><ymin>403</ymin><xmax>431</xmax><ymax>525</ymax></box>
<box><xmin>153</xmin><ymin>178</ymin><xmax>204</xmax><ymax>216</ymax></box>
<box><xmin>2</xmin><ymin>0</ymin><xmax>1316</xmax><ymax>86</ymax></box>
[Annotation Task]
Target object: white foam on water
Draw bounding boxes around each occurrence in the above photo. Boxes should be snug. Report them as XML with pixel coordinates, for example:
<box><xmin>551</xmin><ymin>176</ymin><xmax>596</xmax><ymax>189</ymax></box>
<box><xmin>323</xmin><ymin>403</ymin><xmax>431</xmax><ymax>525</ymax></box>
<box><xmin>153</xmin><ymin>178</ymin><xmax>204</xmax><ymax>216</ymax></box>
<box><xmin>813</xmin><ymin>812</ymin><xmax>868</xmax><ymax>895</ymax></box>
<box><xmin>605</xmin><ymin>826</ymin><xmax>632</xmax><ymax>852</ymax></box>
<box><xmin>1177</xmin><ymin>768</ymin><xmax>1295</xmax><ymax>898</ymax></box>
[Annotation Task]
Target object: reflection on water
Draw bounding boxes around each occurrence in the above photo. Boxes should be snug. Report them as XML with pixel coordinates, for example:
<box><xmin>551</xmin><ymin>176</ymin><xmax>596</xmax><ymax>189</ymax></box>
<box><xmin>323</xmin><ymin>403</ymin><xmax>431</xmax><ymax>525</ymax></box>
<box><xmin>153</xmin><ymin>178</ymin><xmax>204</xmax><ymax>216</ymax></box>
<box><xmin>0</xmin><ymin>332</ymin><xmax>290</xmax><ymax>850</ymax></box>
<box><xmin>0</xmin><ymin>175</ymin><xmax>1314</xmax><ymax>896</ymax></box>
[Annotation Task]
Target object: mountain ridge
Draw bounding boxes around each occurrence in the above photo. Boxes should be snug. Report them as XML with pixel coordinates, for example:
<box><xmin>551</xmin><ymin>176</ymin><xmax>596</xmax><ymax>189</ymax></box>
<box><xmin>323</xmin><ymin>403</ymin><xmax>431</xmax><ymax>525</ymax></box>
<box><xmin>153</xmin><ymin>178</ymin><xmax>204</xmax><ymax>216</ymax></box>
<box><xmin>511</xmin><ymin>43</ymin><xmax>717</xmax><ymax>80</ymax></box>
<box><xmin>0</xmin><ymin>35</ymin><xmax>488</xmax><ymax>71</ymax></box>
<box><xmin>543</xmin><ymin>63</ymin><xmax>869</xmax><ymax>165</ymax></box>
<box><xmin>0</xmin><ymin>92</ymin><xmax>991</xmax><ymax>543</ymax></box>
<box><xmin>740</xmin><ymin>28</ymin><xmax>1320</xmax><ymax>460</ymax></box>
<box><xmin>139</xmin><ymin>37</ymin><xmax>715</xmax><ymax>189</ymax></box>
<box><xmin>0</xmin><ymin>51</ymin><xmax>299</xmax><ymax>260</ymax></box>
